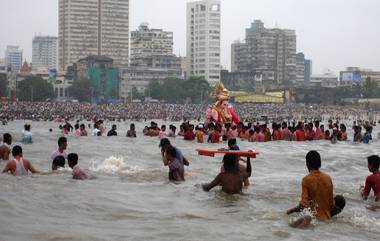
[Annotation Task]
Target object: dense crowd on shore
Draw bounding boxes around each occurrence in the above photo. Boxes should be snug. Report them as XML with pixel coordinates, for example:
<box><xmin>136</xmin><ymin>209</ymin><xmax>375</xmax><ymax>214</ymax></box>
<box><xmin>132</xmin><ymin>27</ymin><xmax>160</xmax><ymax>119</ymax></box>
<box><xmin>0</xmin><ymin>101</ymin><xmax>377</xmax><ymax>122</ymax></box>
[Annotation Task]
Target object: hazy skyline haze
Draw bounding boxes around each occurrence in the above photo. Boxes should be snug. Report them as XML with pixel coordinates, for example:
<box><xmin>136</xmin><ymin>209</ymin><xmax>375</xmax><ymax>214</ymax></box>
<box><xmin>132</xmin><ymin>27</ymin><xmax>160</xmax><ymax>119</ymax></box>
<box><xmin>0</xmin><ymin>0</ymin><xmax>379</xmax><ymax>74</ymax></box>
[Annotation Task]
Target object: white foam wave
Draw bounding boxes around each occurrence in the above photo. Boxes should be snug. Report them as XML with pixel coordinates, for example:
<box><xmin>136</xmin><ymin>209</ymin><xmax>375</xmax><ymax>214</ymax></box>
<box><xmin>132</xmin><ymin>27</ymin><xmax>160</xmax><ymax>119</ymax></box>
<box><xmin>91</xmin><ymin>156</ymin><xmax>142</xmax><ymax>174</ymax></box>
<box><xmin>348</xmin><ymin>209</ymin><xmax>380</xmax><ymax>232</ymax></box>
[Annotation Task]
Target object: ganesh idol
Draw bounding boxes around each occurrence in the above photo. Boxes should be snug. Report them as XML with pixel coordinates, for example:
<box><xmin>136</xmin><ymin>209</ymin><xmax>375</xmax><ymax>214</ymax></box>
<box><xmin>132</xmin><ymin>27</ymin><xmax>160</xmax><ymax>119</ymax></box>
<box><xmin>205</xmin><ymin>81</ymin><xmax>240</xmax><ymax>127</ymax></box>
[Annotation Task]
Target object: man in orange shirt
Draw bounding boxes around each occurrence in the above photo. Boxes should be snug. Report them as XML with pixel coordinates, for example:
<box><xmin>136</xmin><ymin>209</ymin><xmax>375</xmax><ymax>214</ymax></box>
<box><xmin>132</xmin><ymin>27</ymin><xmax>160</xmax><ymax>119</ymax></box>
<box><xmin>286</xmin><ymin>151</ymin><xmax>345</xmax><ymax>228</ymax></box>
<box><xmin>195</xmin><ymin>125</ymin><xmax>204</xmax><ymax>143</ymax></box>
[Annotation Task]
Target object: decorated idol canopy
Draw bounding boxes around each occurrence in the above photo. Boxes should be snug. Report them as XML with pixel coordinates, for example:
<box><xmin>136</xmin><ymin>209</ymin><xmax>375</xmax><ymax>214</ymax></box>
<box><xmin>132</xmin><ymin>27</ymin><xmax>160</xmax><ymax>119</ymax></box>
<box><xmin>205</xmin><ymin>81</ymin><xmax>240</xmax><ymax>126</ymax></box>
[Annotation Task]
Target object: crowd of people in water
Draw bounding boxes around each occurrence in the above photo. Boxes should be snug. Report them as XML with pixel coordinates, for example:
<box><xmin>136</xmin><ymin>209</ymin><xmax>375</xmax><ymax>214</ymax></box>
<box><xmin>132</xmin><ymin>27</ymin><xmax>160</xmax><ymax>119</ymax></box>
<box><xmin>0</xmin><ymin>102</ymin><xmax>379</xmax><ymax>229</ymax></box>
<box><xmin>0</xmin><ymin>101</ymin><xmax>377</xmax><ymax>122</ymax></box>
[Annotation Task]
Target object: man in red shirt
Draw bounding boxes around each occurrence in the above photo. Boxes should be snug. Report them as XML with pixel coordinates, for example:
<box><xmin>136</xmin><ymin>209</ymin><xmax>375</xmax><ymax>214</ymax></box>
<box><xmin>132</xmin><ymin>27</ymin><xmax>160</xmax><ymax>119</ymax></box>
<box><xmin>361</xmin><ymin>155</ymin><xmax>380</xmax><ymax>202</ymax></box>
<box><xmin>295</xmin><ymin>122</ymin><xmax>306</xmax><ymax>141</ymax></box>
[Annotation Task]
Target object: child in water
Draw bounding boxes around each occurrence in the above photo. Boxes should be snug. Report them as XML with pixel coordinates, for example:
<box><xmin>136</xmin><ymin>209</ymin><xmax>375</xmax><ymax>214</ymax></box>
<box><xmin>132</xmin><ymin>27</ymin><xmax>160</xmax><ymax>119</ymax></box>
<box><xmin>202</xmin><ymin>154</ymin><xmax>251</xmax><ymax>194</ymax></box>
<box><xmin>361</xmin><ymin>155</ymin><xmax>380</xmax><ymax>202</ymax></box>
<box><xmin>165</xmin><ymin>146</ymin><xmax>184</xmax><ymax>182</ymax></box>
<box><xmin>68</xmin><ymin>153</ymin><xmax>88</xmax><ymax>180</ymax></box>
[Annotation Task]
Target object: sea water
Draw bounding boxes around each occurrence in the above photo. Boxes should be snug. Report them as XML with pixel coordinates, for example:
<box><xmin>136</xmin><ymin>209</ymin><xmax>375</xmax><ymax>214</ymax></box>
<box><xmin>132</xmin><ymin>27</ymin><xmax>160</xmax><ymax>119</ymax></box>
<box><xmin>0</xmin><ymin>120</ymin><xmax>379</xmax><ymax>241</ymax></box>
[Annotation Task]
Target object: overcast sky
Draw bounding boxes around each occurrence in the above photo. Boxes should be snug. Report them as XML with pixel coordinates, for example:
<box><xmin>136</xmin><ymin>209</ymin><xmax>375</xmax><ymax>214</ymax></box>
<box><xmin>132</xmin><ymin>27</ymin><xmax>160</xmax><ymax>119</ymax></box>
<box><xmin>0</xmin><ymin>0</ymin><xmax>379</xmax><ymax>74</ymax></box>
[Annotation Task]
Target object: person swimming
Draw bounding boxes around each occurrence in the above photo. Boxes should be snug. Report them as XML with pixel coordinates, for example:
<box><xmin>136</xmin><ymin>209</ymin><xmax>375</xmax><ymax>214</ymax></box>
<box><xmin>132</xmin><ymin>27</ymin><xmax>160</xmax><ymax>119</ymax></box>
<box><xmin>202</xmin><ymin>154</ymin><xmax>251</xmax><ymax>194</ymax></box>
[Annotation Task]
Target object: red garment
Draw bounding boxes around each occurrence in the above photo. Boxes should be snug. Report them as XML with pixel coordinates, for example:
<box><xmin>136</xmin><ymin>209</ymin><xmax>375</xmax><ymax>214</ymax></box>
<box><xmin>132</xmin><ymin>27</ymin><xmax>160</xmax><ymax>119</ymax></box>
<box><xmin>273</xmin><ymin>130</ymin><xmax>282</xmax><ymax>141</ymax></box>
<box><xmin>184</xmin><ymin>130</ymin><xmax>195</xmax><ymax>140</ymax></box>
<box><xmin>295</xmin><ymin>130</ymin><xmax>305</xmax><ymax>141</ymax></box>
<box><xmin>305</xmin><ymin>130</ymin><xmax>316</xmax><ymax>141</ymax></box>
<box><xmin>363</xmin><ymin>171</ymin><xmax>380</xmax><ymax>199</ymax></box>
<box><xmin>210</xmin><ymin>131</ymin><xmax>220</xmax><ymax>143</ymax></box>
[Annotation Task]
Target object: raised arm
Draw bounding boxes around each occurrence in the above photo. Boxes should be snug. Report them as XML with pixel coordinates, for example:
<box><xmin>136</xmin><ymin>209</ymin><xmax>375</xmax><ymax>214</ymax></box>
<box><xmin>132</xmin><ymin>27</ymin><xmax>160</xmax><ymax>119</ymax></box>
<box><xmin>161</xmin><ymin>149</ymin><xmax>168</xmax><ymax>166</ymax></box>
<box><xmin>240</xmin><ymin>157</ymin><xmax>251</xmax><ymax>179</ymax></box>
<box><xmin>202</xmin><ymin>173</ymin><xmax>222</xmax><ymax>192</ymax></box>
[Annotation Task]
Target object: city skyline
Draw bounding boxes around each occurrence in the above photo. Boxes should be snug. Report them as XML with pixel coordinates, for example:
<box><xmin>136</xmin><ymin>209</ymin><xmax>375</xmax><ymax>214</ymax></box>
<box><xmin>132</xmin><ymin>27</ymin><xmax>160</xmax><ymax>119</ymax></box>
<box><xmin>0</xmin><ymin>0</ymin><xmax>379</xmax><ymax>74</ymax></box>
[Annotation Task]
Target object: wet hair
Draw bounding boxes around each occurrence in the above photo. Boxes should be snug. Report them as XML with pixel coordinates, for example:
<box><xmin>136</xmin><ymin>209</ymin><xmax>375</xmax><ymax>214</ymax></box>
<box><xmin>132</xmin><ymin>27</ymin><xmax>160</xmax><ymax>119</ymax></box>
<box><xmin>334</xmin><ymin>195</ymin><xmax>346</xmax><ymax>210</ymax></box>
<box><xmin>159</xmin><ymin>138</ymin><xmax>171</xmax><ymax>148</ymax></box>
<box><xmin>223</xmin><ymin>154</ymin><xmax>238</xmax><ymax>172</ymax></box>
<box><xmin>331</xmin><ymin>195</ymin><xmax>346</xmax><ymax>216</ymax></box>
<box><xmin>165</xmin><ymin>146</ymin><xmax>176</xmax><ymax>158</ymax></box>
<box><xmin>52</xmin><ymin>156</ymin><xmax>65</xmax><ymax>170</ymax></box>
<box><xmin>58</xmin><ymin>137</ymin><xmax>67</xmax><ymax>147</ymax></box>
<box><xmin>306</xmin><ymin>150</ymin><xmax>321</xmax><ymax>170</ymax></box>
<box><xmin>67</xmin><ymin>153</ymin><xmax>78</xmax><ymax>167</ymax></box>
<box><xmin>228</xmin><ymin>138</ymin><xmax>237</xmax><ymax>148</ymax></box>
<box><xmin>367</xmin><ymin>155</ymin><xmax>380</xmax><ymax>169</ymax></box>
<box><xmin>12</xmin><ymin>145</ymin><xmax>22</xmax><ymax>157</ymax></box>
<box><xmin>3</xmin><ymin>133</ymin><xmax>11</xmax><ymax>144</ymax></box>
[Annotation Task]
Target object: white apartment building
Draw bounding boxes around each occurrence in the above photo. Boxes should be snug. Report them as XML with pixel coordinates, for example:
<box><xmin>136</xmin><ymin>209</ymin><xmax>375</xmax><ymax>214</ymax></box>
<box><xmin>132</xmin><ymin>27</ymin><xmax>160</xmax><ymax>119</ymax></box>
<box><xmin>131</xmin><ymin>23</ymin><xmax>173</xmax><ymax>65</ymax></box>
<box><xmin>5</xmin><ymin>46</ymin><xmax>23</xmax><ymax>73</ymax></box>
<box><xmin>187</xmin><ymin>0</ymin><xmax>221</xmax><ymax>85</ymax></box>
<box><xmin>58</xmin><ymin>0</ymin><xmax>129</xmax><ymax>71</ymax></box>
<box><xmin>32</xmin><ymin>35</ymin><xmax>58</xmax><ymax>71</ymax></box>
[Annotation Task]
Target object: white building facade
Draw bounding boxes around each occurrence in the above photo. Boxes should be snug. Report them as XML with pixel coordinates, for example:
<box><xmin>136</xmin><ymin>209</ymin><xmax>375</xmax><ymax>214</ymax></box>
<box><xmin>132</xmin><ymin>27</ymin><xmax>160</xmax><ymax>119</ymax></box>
<box><xmin>187</xmin><ymin>0</ymin><xmax>221</xmax><ymax>85</ymax></box>
<box><xmin>58</xmin><ymin>0</ymin><xmax>129</xmax><ymax>71</ymax></box>
<box><xmin>5</xmin><ymin>46</ymin><xmax>23</xmax><ymax>73</ymax></box>
<box><xmin>32</xmin><ymin>35</ymin><xmax>58</xmax><ymax>71</ymax></box>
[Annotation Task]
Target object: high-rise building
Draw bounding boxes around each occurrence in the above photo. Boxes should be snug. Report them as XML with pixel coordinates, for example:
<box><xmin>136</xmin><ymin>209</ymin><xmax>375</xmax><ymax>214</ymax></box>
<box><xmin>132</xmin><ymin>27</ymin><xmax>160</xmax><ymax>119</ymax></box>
<box><xmin>58</xmin><ymin>0</ymin><xmax>129</xmax><ymax>71</ymax></box>
<box><xmin>120</xmin><ymin>23</ymin><xmax>182</xmax><ymax>100</ymax></box>
<box><xmin>5</xmin><ymin>46</ymin><xmax>23</xmax><ymax>73</ymax></box>
<box><xmin>296</xmin><ymin>53</ymin><xmax>305</xmax><ymax>83</ymax></box>
<box><xmin>233</xmin><ymin>20</ymin><xmax>296</xmax><ymax>88</ymax></box>
<box><xmin>187</xmin><ymin>0</ymin><xmax>221</xmax><ymax>85</ymax></box>
<box><xmin>304</xmin><ymin>59</ymin><xmax>312</xmax><ymax>82</ymax></box>
<box><xmin>32</xmin><ymin>35</ymin><xmax>58</xmax><ymax>71</ymax></box>
<box><xmin>131</xmin><ymin>23</ymin><xmax>173</xmax><ymax>66</ymax></box>
<box><xmin>231</xmin><ymin>40</ymin><xmax>249</xmax><ymax>72</ymax></box>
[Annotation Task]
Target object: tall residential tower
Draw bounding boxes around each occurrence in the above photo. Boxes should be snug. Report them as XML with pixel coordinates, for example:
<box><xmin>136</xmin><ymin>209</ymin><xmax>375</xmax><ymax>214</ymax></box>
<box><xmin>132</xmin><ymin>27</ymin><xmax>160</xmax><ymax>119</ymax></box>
<box><xmin>5</xmin><ymin>46</ymin><xmax>23</xmax><ymax>73</ymax></box>
<box><xmin>58</xmin><ymin>0</ymin><xmax>129</xmax><ymax>71</ymax></box>
<box><xmin>187</xmin><ymin>0</ymin><xmax>221</xmax><ymax>85</ymax></box>
<box><xmin>32</xmin><ymin>35</ymin><xmax>58</xmax><ymax>71</ymax></box>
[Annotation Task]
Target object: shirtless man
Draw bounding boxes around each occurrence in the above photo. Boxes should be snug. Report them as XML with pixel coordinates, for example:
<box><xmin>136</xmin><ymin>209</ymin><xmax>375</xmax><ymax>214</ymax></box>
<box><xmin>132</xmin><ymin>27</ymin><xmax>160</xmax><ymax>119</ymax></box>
<box><xmin>0</xmin><ymin>133</ymin><xmax>12</xmax><ymax>161</ymax></box>
<box><xmin>2</xmin><ymin>146</ymin><xmax>39</xmax><ymax>175</ymax></box>
<box><xmin>202</xmin><ymin>154</ymin><xmax>251</xmax><ymax>194</ymax></box>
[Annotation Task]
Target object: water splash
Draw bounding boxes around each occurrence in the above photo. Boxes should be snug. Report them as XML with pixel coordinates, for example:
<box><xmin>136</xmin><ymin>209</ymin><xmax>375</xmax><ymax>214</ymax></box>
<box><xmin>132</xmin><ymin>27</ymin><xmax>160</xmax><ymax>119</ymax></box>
<box><xmin>90</xmin><ymin>156</ymin><xmax>142</xmax><ymax>174</ymax></box>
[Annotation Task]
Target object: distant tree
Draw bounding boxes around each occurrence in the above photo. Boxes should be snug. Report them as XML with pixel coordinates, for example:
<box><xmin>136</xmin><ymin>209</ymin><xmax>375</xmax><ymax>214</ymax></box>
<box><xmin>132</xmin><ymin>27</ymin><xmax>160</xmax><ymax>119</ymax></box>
<box><xmin>17</xmin><ymin>76</ymin><xmax>55</xmax><ymax>101</ymax></box>
<box><xmin>145</xmin><ymin>76</ymin><xmax>211</xmax><ymax>103</ymax></box>
<box><xmin>131</xmin><ymin>86</ymin><xmax>145</xmax><ymax>101</ymax></box>
<box><xmin>362</xmin><ymin>77</ymin><xmax>378</xmax><ymax>98</ymax></box>
<box><xmin>0</xmin><ymin>74</ymin><xmax>7</xmax><ymax>97</ymax></box>
<box><xmin>69</xmin><ymin>78</ymin><xmax>93</xmax><ymax>102</ymax></box>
